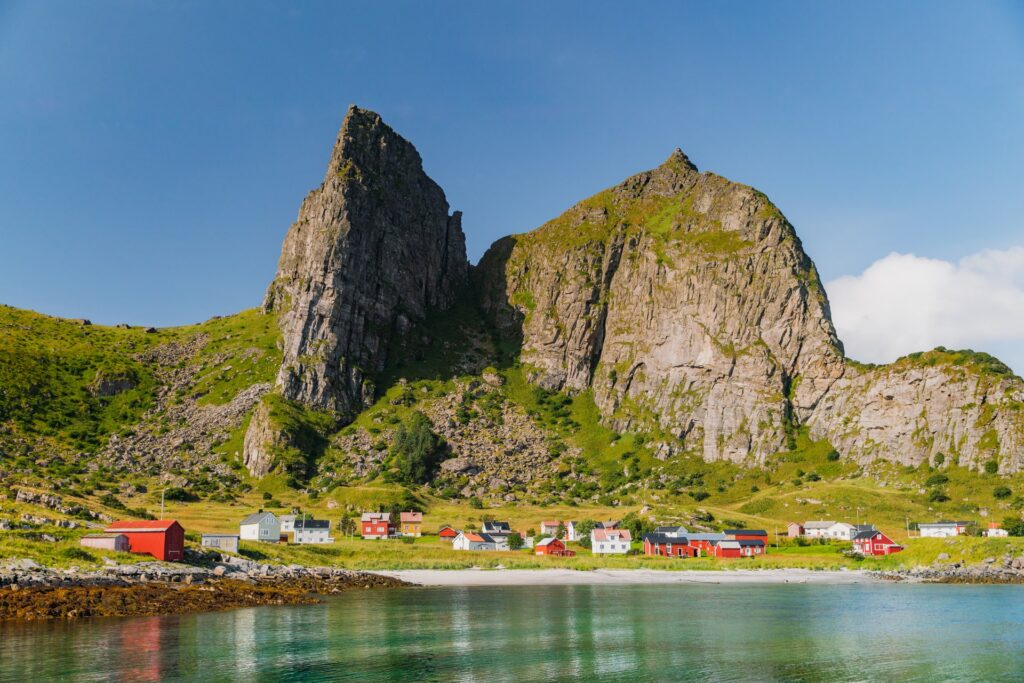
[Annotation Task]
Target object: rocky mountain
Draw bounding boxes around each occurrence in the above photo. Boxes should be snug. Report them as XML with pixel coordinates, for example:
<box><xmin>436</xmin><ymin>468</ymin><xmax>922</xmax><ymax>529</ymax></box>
<box><xmin>244</xmin><ymin>106</ymin><xmax>468</xmax><ymax>475</ymax></box>
<box><xmin>243</xmin><ymin>106</ymin><xmax>1024</xmax><ymax>477</ymax></box>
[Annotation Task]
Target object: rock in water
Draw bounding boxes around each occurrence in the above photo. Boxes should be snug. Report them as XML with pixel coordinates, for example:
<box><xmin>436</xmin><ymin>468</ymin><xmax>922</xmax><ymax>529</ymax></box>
<box><xmin>262</xmin><ymin>105</ymin><xmax>468</xmax><ymax>417</ymax></box>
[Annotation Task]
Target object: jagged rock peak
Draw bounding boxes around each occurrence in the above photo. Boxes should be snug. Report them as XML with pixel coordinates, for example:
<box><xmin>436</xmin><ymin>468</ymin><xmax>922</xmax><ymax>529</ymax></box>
<box><xmin>259</xmin><ymin>105</ymin><xmax>468</xmax><ymax>418</ymax></box>
<box><xmin>664</xmin><ymin>147</ymin><xmax>698</xmax><ymax>173</ymax></box>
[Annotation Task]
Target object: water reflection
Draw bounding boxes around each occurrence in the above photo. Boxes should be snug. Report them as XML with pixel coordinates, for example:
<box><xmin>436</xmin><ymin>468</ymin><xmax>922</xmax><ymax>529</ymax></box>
<box><xmin>2</xmin><ymin>584</ymin><xmax>1024</xmax><ymax>682</ymax></box>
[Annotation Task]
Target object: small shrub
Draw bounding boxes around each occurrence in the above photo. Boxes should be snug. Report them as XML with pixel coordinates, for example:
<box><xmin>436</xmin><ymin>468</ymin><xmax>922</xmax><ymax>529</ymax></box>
<box><xmin>985</xmin><ymin>460</ymin><xmax>999</xmax><ymax>475</ymax></box>
<box><xmin>826</xmin><ymin>451</ymin><xmax>840</xmax><ymax>462</ymax></box>
<box><xmin>469</xmin><ymin>496</ymin><xmax>484</xmax><ymax>509</ymax></box>
<box><xmin>690</xmin><ymin>490</ymin><xmax>710</xmax><ymax>502</ymax></box>
<box><xmin>994</xmin><ymin>486</ymin><xmax>1013</xmax><ymax>500</ymax></box>
<box><xmin>927</xmin><ymin>489</ymin><xmax>950</xmax><ymax>503</ymax></box>
<box><xmin>61</xmin><ymin>547</ymin><xmax>95</xmax><ymax>562</ymax></box>
<box><xmin>925</xmin><ymin>473</ymin><xmax>949</xmax><ymax>487</ymax></box>
<box><xmin>163</xmin><ymin>487</ymin><xmax>198</xmax><ymax>502</ymax></box>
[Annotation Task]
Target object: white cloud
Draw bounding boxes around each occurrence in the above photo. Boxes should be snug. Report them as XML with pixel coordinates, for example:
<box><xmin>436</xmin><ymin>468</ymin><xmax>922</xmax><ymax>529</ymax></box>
<box><xmin>825</xmin><ymin>246</ymin><xmax>1024</xmax><ymax>374</ymax></box>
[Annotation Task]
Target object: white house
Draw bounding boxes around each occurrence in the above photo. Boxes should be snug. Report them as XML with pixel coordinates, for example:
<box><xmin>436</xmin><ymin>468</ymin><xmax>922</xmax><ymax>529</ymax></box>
<box><xmin>591</xmin><ymin>528</ymin><xmax>632</xmax><ymax>554</ymax></box>
<box><xmin>985</xmin><ymin>522</ymin><xmax>1009</xmax><ymax>538</ymax></box>
<box><xmin>294</xmin><ymin>518</ymin><xmax>333</xmax><ymax>544</ymax></box>
<box><xmin>802</xmin><ymin>521</ymin><xmax>835</xmax><ymax>539</ymax></box>
<box><xmin>240</xmin><ymin>511</ymin><xmax>281</xmax><ymax>542</ymax></box>
<box><xmin>482</xmin><ymin>521</ymin><xmax>513</xmax><ymax>549</ymax></box>
<box><xmin>452</xmin><ymin>532</ymin><xmax>496</xmax><ymax>551</ymax></box>
<box><xmin>279</xmin><ymin>515</ymin><xmax>297</xmax><ymax>533</ymax></box>
<box><xmin>919</xmin><ymin>521</ymin><xmax>970</xmax><ymax>538</ymax></box>
<box><xmin>566</xmin><ymin>521</ymin><xmax>580</xmax><ymax>542</ymax></box>
<box><xmin>540</xmin><ymin>520</ymin><xmax>561</xmax><ymax>537</ymax></box>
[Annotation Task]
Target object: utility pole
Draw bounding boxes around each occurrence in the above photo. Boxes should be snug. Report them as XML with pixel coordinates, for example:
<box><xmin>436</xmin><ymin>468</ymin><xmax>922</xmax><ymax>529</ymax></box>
<box><xmin>161</xmin><ymin>489</ymin><xmax>165</xmax><ymax>519</ymax></box>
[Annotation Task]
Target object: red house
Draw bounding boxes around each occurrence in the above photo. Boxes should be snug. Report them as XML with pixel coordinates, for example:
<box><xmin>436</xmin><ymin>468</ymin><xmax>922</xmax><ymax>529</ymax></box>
<box><xmin>105</xmin><ymin>520</ymin><xmax>185</xmax><ymax>561</ymax></box>
<box><xmin>535</xmin><ymin>537</ymin><xmax>575</xmax><ymax>556</ymax></box>
<box><xmin>725</xmin><ymin>529</ymin><xmax>768</xmax><ymax>543</ymax></box>
<box><xmin>643</xmin><ymin>533</ymin><xmax>698</xmax><ymax>558</ymax></box>
<box><xmin>361</xmin><ymin>512</ymin><xmax>395</xmax><ymax>539</ymax></box>
<box><xmin>438</xmin><ymin>525</ymin><xmax>458</xmax><ymax>541</ymax></box>
<box><xmin>852</xmin><ymin>529</ymin><xmax>903</xmax><ymax>556</ymax></box>
<box><xmin>710</xmin><ymin>540</ymin><xmax>742</xmax><ymax>558</ymax></box>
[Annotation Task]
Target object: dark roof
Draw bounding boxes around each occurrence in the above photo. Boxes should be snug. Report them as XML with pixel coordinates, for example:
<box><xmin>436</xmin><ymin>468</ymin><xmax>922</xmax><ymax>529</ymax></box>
<box><xmin>294</xmin><ymin>519</ymin><xmax>330</xmax><ymax>530</ymax></box>
<box><xmin>482</xmin><ymin>521</ymin><xmax>511</xmax><ymax>533</ymax></box>
<box><xmin>852</xmin><ymin>530</ymin><xmax>880</xmax><ymax>541</ymax></box>
<box><xmin>477</xmin><ymin>533</ymin><xmax>497</xmax><ymax>543</ymax></box>
<box><xmin>853</xmin><ymin>524</ymin><xmax>876</xmax><ymax>533</ymax></box>
<box><xmin>654</xmin><ymin>526</ymin><xmax>683</xmax><ymax>534</ymax></box>
<box><xmin>737</xmin><ymin>539</ymin><xmax>765</xmax><ymax>547</ymax></box>
<box><xmin>643</xmin><ymin>533</ymin><xmax>689</xmax><ymax>544</ymax></box>
<box><xmin>724</xmin><ymin>529</ymin><xmax>767</xmax><ymax>536</ymax></box>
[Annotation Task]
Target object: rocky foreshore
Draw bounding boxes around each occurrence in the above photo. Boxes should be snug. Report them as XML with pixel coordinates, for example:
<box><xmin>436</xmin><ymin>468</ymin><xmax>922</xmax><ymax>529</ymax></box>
<box><xmin>0</xmin><ymin>555</ymin><xmax>409</xmax><ymax>621</ymax></box>
<box><xmin>874</xmin><ymin>553</ymin><xmax>1024</xmax><ymax>584</ymax></box>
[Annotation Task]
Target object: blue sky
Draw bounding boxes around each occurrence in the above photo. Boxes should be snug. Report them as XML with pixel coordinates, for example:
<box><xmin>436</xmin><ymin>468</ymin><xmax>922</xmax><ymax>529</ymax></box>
<box><xmin>1</xmin><ymin>2</ymin><xmax>1022</xmax><ymax>369</ymax></box>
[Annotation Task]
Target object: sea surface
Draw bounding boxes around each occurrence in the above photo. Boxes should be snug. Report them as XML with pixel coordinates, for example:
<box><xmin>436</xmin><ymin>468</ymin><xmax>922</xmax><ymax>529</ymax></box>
<box><xmin>2</xmin><ymin>583</ymin><xmax>1023</xmax><ymax>682</ymax></box>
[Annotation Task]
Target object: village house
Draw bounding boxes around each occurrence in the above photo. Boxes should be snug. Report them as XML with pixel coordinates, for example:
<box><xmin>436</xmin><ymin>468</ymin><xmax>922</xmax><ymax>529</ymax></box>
<box><xmin>565</xmin><ymin>521</ymin><xmax>580</xmax><ymax>542</ymax></box>
<box><xmin>361</xmin><ymin>512</ymin><xmax>395</xmax><ymax>539</ymax></box>
<box><xmin>851</xmin><ymin>529</ymin><xmax>903</xmax><ymax>555</ymax></box>
<box><xmin>642</xmin><ymin>532</ymin><xmax>697</xmax><ymax>558</ymax></box>
<box><xmin>481</xmin><ymin>521</ymin><xmax>513</xmax><ymax>549</ymax></box>
<box><xmin>737</xmin><ymin>539</ymin><xmax>766</xmax><ymax>556</ymax></box>
<box><xmin>240</xmin><ymin>511</ymin><xmax>281</xmax><ymax>543</ymax></box>
<box><xmin>452</xmin><ymin>532</ymin><xmax>496</xmax><ymax>551</ymax></box>
<box><xmin>400</xmin><ymin>512</ymin><xmax>423</xmax><ymax>537</ymax></box>
<box><xmin>985</xmin><ymin>522</ymin><xmax>1009</xmax><ymax>538</ymax></box>
<box><xmin>279</xmin><ymin>515</ymin><xmax>297</xmax><ymax>534</ymax></box>
<box><xmin>787</xmin><ymin>522</ymin><xmax>804</xmax><ymax>538</ymax></box>
<box><xmin>686</xmin><ymin>532</ymin><xmax>728</xmax><ymax>557</ymax></box>
<box><xmin>540</xmin><ymin>520</ymin><xmax>561</xmax><ymax>537</ymax></box>
<box><xmin>294</xmin><ymin>518</ymin><xmax>333</xmax><ymax>544</ymax></box>
<box><xmin>594</xmin><ymin>520</ymin><xmax>620</xmax><ymax>530</ymax></box>
<box><xmin>80</xmin><ymin>533</ymin><xmax>130</xmax><ymax>553</ymax></box>
<box><xmin>653</xmin><ymin>525</ymin><xmax>689</xmax><ymax>538</ymax></box>
<box><xmin>535</xmin><ymin>537</ymin><xmax>575</xmax><ymax>556</ymax></box>
<box><xmin>710</xmin><ymin>539</ymin><xmax>742</xmax><ymax>558</ymax></box>
<box><xmin>200</xmin><ymin>533</ymin><xmax>240</xmax><ymax>554</ymax></box>
<box><xmin>591</xmin><ymin>528</ymin><xmax>632</xmax><ymax>554</ymax></box>
<box><xmin>105</xmin><ymin>520</ymin><xmax>185</xmax><ymax>561</ymax></box>
<box><xmin>919</xmin><ymin>521</ymin><xmax>971</xmax><ymax>538</ymax></box>
<box><xmin>437</xmin><ymin>525</ymin><xmax>458</xmax><ymax>541</ymax></box>
<box><xmin>802</xmin><ymin>521</ymin><xmax>837</xmax><ymax>539</ymax></box>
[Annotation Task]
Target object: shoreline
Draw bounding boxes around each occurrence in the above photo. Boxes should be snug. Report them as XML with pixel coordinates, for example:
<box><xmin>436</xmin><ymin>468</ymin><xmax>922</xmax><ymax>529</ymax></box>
<box><xmin>377</xmin><ymin>567</ymin><xmax>880</xmax><ymax>586</ymax></box>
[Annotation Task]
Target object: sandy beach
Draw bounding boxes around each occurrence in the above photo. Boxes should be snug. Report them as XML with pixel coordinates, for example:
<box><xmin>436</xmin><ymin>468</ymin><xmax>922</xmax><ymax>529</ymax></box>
<box><xmin>378</xmin><ymin>568</ymin><xmax>880</xmax><ymax>586</ymax></box>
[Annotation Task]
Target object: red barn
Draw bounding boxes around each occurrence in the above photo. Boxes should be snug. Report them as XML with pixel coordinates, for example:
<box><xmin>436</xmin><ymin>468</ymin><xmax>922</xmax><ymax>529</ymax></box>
<box><xmin>852</xmin><ymin>529</ymin><xmax>903</xmax><ymax>556</ymax></box>
<box><xmin>643</xmin><ymin>533</ymin><xmax>698</xmax><ymax>558</ymax></box>
<box><xmin>438</xmin><ymin>525</ymin><xmax>458</xmax><ymax>541</ymax></box>
<box><xmin>535</xmin><ymin>537</ymin><xmax>575</xmax><ymax>557</ymax></box>
<box><xmin>105</xmin><ymin>520</ymin><xmax>185</xmax><ymax>561</ymax></box>
<box><xmin>710</xmin><ymin>540</ymin><xmax>742</xmax><ymax>558</ymax></box>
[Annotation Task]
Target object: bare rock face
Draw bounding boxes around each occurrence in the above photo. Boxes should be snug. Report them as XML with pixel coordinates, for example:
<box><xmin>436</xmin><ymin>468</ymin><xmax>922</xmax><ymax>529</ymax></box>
<box><xmin>242</xmin><ymin>398</ymin><xmax>282</xmax><ymax>478</ymax></box>
<box><xmin>477</xmin><ymin>150</ymin><xmax>846</xmax><ymax>463</ymax></box>
<box><xmin>262</xmin><ymin>105</ymin><xmax>468</xmax><ymax>417</ymax></box>
<box><xmin>808</xmin><ymin>353</ymin><xmax>1024</xmax><ymax>472</ymax></box>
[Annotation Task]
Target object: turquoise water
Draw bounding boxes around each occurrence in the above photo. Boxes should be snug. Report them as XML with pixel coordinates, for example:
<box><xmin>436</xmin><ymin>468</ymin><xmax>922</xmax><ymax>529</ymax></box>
<box><xmin>2</xmin><ymin>583</ymin><xmax>1024</xmax><ymax>682</ymax></box>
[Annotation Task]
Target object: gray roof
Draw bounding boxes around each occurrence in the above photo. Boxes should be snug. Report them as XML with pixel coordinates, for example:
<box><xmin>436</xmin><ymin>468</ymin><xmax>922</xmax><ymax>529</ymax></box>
<box><xmin>202</xmin><ymin>533</ymin><xmax>240</xmax><ymax>539</ymax></box>
<box><xmin>240</xmin><ymin>511</ymin><xmax>277</xmax><ymax>525</ymax></box>
<box><xmin>687</xmin><ymin>533</ymin><xmax>728</xmax><ymax>541</ymax></box>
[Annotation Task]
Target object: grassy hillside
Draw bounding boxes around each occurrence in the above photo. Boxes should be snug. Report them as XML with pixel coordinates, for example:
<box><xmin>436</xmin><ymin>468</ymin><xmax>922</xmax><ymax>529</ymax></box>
<box><xmin>2</xmin><ymin>302</ymin><xmax>1024</xmax><ymax>572</ymax></box>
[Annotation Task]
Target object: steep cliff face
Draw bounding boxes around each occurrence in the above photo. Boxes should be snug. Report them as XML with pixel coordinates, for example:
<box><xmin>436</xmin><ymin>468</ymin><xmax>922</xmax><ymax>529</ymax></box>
<box><xmin>262</xmin><ymin>105</ymin><xmax>468</xmax><ymax>416</ymax></box>
<box><xmin>808</xmin><ymin>350</ymin><xmax>1024</xmax><ymax>472</ymax></box>
<box><xmin>477</xmin><ymin>150</ymin><xmax>847</xmax><ymax>463</ymax></box>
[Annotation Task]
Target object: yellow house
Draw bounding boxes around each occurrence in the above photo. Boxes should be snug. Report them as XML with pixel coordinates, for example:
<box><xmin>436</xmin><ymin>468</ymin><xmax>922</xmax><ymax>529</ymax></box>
<box><xmin>400</xmin><ymin>511</ymin><xmax>423</xmax><ymax>537</ymax></box>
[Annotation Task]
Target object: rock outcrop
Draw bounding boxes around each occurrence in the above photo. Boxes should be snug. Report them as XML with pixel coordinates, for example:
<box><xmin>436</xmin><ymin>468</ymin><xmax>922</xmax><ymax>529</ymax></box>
<box><xmin>477</xmin><ymin>149</ymin><xmax>847</xmax><ymax>463</ymax></box>
<box><xmin>808</xmin><ymin>350</ymin><xmax>1024</xmax><ymax>472</ymax></box>
<box><xmin>262</xmin><ymin>105</ymin><xmax>468</xmax><ymax>416</ymax></box>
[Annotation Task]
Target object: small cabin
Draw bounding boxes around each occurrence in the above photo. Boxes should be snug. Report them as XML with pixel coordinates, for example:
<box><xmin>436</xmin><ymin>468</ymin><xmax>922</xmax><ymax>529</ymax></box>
<box><xmin>80</xmin><ymin>533</ymin><xmax>130</xmax><ymax>553</ymax></box>
<box><xmin>438</xmin><ymin>525</ymin><xmax>458</xmax><ymax>541</ymax></box>
<box><xmin>400</xmin><ymin>512</ymin><xmax>423</xmax><ymax>537</ymax></box>
<box><xmin>240</xmin><ymin>512</ymin><xmax>281</xmax><ymax>543</ymax></box>
<box><xmin>201</xmin><ymin>534</ymin><xmax>240</xmax><ymax>554</ymax></box>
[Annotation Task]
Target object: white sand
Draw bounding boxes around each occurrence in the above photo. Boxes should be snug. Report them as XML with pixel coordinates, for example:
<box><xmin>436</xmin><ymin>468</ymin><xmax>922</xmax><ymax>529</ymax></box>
<box><xmin>378</xmin><ymin>568</ymin><xmax>879</xmax><ymax>586</ymax></box>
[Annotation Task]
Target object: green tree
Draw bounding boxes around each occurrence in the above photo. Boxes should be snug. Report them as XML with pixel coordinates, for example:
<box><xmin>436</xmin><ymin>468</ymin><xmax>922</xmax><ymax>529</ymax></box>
<box><xmin>1002</xmin><ymin>517</ymin><xmax>1024</xmax><ymax>537</ymax></box>
<box><xmin>985</xmin><ymin>460</ymin><xmax>999</xmax><ymax>475</ymax></box>
<box><xmin>391</xmin><ymin>411</ymin><xmax>446</xmax><ymax>484</ymax></box>
<box><xmin>620</xmin><ymin>511</ymin><xmax>654</xmax><ymax>539</ymax></box>
<box><xmin>556</xmin><ymin>521</ymin><xmax>566</xmax><ymax>539</ymax></box>
<box><xmin>575</xmin><ymin>519</ymin><xmax>597</xmax><ymax>549</ymax></box>
<box><xmin>994</xmin><ymin>486</ymin><xmax>1013</xmax><ymax>500</ymax></box>
<box><xmin>508</xmin><ymin>533</ymin><xmax>524</xmax><ymax>550</ymax></box>
<box><xmin>339</xmin><ymin>515</ymin><xmax>356</xmax><ymax>537</ymax></box>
